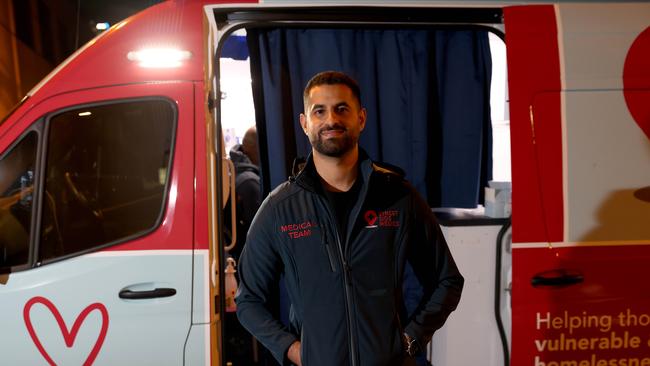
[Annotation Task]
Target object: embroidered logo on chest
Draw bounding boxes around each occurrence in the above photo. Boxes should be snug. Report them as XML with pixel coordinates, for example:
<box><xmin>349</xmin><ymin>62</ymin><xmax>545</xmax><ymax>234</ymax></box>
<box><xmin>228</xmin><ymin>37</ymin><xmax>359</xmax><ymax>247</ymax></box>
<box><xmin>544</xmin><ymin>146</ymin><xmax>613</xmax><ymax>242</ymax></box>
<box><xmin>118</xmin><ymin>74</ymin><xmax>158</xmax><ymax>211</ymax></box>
<box><xmin>279</xmin><ymin>221</ymin><xmax>318</xmax><ymax>239</ymax></box>
<box><xmin>364</xmin><ymin>210</ymin><xmax>400</xmax><ymax>228</ymax></box>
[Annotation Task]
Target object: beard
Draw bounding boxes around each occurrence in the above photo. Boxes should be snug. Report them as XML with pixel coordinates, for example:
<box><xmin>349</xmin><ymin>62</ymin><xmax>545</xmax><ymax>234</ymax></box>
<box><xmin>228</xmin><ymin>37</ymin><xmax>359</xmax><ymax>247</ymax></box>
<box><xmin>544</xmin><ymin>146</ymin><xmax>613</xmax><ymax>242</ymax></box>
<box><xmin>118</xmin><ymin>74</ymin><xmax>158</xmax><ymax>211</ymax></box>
<box><xmin>310</xmin><ymin>125</ymin><xmax>357</xmax><ymax>157</ymax></box>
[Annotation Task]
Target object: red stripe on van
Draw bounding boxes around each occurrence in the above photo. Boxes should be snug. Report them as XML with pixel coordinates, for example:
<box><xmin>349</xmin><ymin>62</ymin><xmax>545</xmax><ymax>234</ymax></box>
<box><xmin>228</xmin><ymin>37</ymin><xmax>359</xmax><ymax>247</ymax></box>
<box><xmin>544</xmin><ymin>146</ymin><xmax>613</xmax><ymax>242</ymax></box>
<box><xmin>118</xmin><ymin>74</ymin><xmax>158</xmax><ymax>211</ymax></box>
<box><xmin>504</xmin><ymin>5</ymin><xmax>563</xmax><ymax>243</ymax></box>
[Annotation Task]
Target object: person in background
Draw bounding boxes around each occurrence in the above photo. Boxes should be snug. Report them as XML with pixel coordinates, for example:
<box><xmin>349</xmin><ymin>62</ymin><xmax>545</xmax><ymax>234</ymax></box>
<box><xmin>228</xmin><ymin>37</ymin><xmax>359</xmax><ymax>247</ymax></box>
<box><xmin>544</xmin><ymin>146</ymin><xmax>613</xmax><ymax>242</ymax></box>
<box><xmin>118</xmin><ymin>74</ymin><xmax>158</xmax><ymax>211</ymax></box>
<box><xmin>236</xmin><ymin>71</ymin><xmax>464</xmax><ymax>366</ymax></box>
<box><xmin>225</xmin><ymin>126</ymin><xmax>271</xmax><ymax>365</ymax></box>
<box><xmin>228</xmin><ymin>126</ymin><xmax>261</xmax><ymax>260</ymax></box>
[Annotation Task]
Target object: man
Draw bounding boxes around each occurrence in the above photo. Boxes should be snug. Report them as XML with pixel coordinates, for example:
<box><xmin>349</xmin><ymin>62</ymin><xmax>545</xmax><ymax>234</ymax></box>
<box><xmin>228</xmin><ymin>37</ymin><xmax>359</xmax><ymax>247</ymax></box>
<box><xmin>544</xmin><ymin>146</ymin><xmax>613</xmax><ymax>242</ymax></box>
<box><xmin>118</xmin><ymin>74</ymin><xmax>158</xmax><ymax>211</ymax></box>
<box><xmin>228</xmin><ymin>126</ymin><xmax>261</xmax><ymax>260</ymax></box>
<box><xmin>236</xmin><ymin>71</ymin><xmax>463</xmax><ymax>366</ymax></box>
<box><xmin>225</xmin><ymin>126</ymin><xmax>273</xmax><ymax>365</ymax></box>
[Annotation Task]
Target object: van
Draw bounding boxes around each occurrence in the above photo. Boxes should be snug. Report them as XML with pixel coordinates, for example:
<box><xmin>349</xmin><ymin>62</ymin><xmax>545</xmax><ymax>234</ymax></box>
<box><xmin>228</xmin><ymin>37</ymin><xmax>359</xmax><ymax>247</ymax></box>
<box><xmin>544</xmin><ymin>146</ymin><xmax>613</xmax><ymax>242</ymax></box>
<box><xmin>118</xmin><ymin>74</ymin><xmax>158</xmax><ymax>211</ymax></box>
<box><xmin>1</xmin><ymin>1</ymin><xmax>649</xmax><ymax>365</ymax></box>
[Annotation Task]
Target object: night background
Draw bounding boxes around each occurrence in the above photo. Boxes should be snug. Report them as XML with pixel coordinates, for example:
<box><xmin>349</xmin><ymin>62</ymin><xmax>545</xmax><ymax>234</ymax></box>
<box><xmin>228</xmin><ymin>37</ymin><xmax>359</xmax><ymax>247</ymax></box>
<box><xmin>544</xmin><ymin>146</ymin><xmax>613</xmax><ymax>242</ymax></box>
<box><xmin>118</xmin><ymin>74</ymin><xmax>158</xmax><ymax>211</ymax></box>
<box><xmin>1</xmin><ymin>0</ymin><xmax>164</xmax><ymax>119</ymax></box>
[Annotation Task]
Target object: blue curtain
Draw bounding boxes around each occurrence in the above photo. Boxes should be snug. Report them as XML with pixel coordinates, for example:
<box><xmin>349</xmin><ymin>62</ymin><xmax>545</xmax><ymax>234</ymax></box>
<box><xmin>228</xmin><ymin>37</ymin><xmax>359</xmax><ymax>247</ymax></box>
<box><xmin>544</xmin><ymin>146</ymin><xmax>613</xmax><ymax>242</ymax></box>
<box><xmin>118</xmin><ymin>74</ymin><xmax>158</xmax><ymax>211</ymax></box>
<box><xmin>247</xmin><ymin>28</ymin><xmax>492</xmax><ymax>208</ymax></box>
<box><xmin>222</xmin><ymin>35</ymin><xmax>249</xmax><ymax>60</ymax></box>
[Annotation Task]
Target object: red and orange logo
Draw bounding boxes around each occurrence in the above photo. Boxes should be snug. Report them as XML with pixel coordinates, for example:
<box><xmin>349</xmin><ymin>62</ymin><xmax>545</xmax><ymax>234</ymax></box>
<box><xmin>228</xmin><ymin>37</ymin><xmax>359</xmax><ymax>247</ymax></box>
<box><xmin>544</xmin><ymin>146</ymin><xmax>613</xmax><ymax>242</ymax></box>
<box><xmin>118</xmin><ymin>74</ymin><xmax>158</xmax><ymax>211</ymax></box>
<box><xmin>364</xmin><ymin>210</ymin><xmax>400</xmax><ymax>228</ymax></box>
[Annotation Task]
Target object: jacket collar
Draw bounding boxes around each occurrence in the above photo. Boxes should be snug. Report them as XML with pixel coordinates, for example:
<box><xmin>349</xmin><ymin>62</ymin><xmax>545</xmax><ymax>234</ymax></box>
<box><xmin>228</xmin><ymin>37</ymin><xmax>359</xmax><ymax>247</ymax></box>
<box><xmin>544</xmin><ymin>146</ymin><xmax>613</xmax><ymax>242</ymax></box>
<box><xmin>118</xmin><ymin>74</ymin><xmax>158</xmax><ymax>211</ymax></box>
<box><xmin>294</xmin><ymin>148</ymin><xmax>373</xmax><ymax>194</ymax></box>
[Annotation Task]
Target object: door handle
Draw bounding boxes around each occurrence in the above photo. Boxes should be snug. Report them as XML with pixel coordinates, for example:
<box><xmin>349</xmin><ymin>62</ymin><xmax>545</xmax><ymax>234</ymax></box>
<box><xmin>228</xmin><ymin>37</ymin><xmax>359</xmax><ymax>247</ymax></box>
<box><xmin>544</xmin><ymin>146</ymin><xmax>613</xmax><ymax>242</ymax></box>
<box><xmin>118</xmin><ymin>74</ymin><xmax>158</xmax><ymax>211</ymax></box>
<box><xmin>119</xmin><ymin>287</ymin><xmax>177</xmax><ymax>299</ymax></box>
<box><xmin>531</xmin><ymin>269</ymin><xmax>583</xmax><ymax>288</ymax></box>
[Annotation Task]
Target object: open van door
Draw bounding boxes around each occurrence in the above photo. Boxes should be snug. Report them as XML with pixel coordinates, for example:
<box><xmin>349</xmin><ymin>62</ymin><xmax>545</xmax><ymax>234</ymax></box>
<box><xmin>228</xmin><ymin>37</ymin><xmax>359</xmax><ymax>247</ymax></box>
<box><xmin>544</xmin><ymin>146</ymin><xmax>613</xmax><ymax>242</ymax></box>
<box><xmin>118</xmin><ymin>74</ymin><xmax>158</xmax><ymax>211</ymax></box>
<box><xmin>208</xmin><ymin>4</ymin><xmax>507</xmax><ymax>365</ymax></box>
<box><xmin>505</xmin><ymin>4</ymin><xmax>650</xmax><ymax>365</ymax></box>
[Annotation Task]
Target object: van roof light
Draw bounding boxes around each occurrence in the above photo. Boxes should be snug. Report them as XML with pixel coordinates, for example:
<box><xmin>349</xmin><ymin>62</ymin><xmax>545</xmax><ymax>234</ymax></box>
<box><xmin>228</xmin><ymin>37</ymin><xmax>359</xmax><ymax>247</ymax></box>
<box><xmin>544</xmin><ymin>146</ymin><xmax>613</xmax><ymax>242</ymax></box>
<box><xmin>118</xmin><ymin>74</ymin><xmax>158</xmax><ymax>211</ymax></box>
<box><xmin>96</xmin><ymin>22</ymin><xmax>110</xmax><ymax>31</ymax></box>
<box><xmin>127</xmin><ymin>48</ymin><xmax>192</xmax><ymax>68</ymax></box>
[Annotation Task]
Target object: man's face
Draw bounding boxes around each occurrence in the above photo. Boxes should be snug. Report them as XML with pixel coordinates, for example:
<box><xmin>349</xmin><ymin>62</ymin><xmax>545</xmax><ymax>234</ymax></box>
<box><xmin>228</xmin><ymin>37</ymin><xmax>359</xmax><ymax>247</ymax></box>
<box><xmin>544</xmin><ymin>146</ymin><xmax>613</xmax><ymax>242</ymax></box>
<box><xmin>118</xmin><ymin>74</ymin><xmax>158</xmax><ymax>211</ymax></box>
<box><xmin>300</xmin><ymin>84</ymin><xmax>366</xmax><ymax>157</ymax></box>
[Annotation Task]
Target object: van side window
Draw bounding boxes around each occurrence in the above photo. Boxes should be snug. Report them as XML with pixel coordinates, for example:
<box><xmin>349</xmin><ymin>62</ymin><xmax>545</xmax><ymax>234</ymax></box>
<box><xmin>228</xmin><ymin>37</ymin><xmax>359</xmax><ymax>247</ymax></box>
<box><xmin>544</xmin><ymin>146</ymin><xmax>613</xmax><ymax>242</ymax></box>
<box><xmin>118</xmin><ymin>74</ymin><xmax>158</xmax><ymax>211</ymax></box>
<box><xmin>40</xmin><ymin>99</ymin><xmax>175</xmax><ymax>261</ymax></box>
<box><xmin>0</xmin><ymin>132</ymin><xmax>37</xmax><ymax>268</ymax></box>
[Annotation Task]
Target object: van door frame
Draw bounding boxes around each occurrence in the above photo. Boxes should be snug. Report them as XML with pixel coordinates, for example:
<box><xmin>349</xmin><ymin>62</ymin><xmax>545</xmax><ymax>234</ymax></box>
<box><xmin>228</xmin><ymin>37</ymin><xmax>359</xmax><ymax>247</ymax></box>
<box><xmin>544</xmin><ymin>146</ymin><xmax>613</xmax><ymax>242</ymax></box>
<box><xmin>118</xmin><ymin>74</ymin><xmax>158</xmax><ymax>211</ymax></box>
<box><xmin>205</xmin><ymin>4</ymin><xmax>506</xmax><ymax>365</ymax></box>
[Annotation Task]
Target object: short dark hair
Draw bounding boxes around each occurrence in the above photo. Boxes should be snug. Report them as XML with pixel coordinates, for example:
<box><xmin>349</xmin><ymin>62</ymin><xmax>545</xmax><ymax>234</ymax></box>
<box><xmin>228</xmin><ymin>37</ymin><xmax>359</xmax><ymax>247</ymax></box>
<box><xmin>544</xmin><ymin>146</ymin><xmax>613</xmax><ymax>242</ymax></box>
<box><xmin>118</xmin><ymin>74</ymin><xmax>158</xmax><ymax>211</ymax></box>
<box><xmin>303</xmin><ymin>71</ymin><xmax>362</xmax><ymax>107</ymax></box>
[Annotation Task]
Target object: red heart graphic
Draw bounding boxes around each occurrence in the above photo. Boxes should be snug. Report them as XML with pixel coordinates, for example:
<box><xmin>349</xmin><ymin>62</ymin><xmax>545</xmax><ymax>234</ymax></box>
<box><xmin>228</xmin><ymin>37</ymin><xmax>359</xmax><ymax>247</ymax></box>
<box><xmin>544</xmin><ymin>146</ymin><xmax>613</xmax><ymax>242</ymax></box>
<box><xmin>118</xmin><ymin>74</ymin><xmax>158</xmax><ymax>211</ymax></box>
<box><xmin>23</xmin><ymin>296</ymin><xmax>109</xmax><ymax>366</ymax></box>
<box><xmin>623</xmin><ymin>26</ymin><xmax>650</xmax><ymax>141</ymax></box>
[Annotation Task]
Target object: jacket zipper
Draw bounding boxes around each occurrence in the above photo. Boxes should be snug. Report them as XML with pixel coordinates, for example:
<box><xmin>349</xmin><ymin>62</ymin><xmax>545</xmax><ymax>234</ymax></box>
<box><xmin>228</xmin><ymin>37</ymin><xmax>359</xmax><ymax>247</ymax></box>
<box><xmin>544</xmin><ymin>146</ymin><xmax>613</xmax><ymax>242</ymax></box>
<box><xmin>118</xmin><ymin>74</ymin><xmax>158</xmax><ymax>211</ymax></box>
<box><xmin>334</xmin><ymin>225</ymin><xmax>358</xmax><ymax>366</ymax></box>
<box><xmin>302</xmin><ymin>160</ymin><xmax>371</xmax><ymax>366</ymax></box>
<box><xmin>323</xmin><ymin>237</ymin><xmax>338</xmax><ymax>273</ymax></box>
<box><xmin>340</xmin><ymin>166</ymin><xmax>371</xmax><ymax>366</ymax></box>
<box><xmin>341</xmin><ymin>168</ymin><xmax>372</xmax><ymax>366</ymax></box>
<box><xmin>321</xmin><ymin>198</ymin><xmax>358</xmax><ymax>366</ymax></box>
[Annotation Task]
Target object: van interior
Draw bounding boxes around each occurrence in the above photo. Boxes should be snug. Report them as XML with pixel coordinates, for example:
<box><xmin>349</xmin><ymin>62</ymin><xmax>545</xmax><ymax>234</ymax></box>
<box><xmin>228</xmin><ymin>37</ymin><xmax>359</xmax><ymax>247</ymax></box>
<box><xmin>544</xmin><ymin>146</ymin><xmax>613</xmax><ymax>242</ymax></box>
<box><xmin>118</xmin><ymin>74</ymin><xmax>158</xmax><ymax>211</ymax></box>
<box><xmin>216</xmin><ymin>13</ymin><xmax>512</xmax><ymax>365</ymax></box>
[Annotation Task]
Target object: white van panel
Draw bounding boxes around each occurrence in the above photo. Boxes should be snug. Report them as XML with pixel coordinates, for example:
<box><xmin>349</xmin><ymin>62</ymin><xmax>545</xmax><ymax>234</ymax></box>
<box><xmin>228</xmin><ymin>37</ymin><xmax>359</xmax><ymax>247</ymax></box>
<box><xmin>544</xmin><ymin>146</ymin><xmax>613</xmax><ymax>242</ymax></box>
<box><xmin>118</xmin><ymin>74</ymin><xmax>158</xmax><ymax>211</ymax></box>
<box><xmin>431</xmin><ymin>224</ymin><xmax>510</xmax><ymax>366</ymax></box>
<box><xmin>185</xmin><ymin>323</ymin><xmax>211</xmax><ymax>366</ymax></box>
<box><xmin>0</xmin><ymin>252</ymin><xmax>192</xmax><ymax>365</ymax></box>
<box><xmin>555</xmin><ymin>3</ymin><xmax>650</xmax><ymax>242</ymax></box>
<box><xmin>557</xmin><ymin>3</ymin><xmax>650</xmax><ymax>90</ymax></box>
<box><xmin>564</xmin><ymin>91</ymin><xmax>650</xmax><ymax>242</ymax></box>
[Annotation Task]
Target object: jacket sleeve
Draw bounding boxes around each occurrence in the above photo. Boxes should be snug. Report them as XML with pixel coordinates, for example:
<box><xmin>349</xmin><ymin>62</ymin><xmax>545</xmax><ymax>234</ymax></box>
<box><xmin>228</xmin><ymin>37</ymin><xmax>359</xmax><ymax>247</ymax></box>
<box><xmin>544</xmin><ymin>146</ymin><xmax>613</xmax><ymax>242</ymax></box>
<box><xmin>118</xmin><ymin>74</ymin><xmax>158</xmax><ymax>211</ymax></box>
<box><xmin>235</xmin><ymin>196</ymin><xmax>298</xmax><ymax>365</ymax></box>
<box><xmin>403</xmin><ymin>189</ymin><xmax>464</xmax><ymax>348</ymax></box>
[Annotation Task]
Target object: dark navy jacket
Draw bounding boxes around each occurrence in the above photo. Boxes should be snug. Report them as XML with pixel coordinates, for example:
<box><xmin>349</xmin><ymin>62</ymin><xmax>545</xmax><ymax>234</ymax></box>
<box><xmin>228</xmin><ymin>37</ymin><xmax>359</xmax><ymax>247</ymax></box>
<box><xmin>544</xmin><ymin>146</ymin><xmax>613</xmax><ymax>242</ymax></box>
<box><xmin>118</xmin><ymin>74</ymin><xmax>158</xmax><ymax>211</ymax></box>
<box><xmin>236</xmin><ymin>151</ymin><xmax>464</xmax><ymax>366</ymax></box>
<box><xmin>228</xmin><ymin>144</ymin><xmax>261</xmax><ymax>260</ymax></box>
